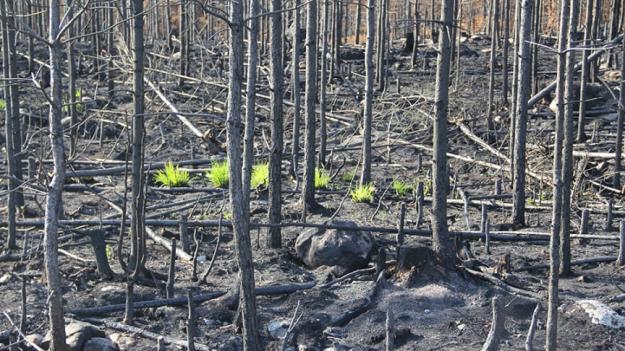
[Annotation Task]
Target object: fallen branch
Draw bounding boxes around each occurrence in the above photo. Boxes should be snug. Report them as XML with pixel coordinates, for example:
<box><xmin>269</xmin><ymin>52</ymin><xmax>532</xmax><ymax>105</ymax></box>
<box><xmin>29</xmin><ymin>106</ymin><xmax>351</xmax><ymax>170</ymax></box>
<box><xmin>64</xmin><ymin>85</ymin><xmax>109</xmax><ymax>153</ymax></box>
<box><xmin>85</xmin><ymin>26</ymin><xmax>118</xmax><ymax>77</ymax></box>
<box><xmin>80</xmin><ymin>318</ymin><xmax>211</xmax><ymax>351</ymax></box>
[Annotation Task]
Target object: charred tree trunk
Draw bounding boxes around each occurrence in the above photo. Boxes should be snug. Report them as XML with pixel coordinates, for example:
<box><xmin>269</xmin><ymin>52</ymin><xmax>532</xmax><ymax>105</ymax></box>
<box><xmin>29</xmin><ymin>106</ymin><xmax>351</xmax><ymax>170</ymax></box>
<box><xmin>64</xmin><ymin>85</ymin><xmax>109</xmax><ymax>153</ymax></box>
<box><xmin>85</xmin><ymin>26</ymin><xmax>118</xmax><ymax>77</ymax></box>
<box><xmin>268</xmin><ymin>0</ymin><xmax>284</xmax><ymax>248</ymax></box>
<box><xmin>0</xmin><ymin>0</ymin><xmax>18</xmax><ymax>250</ymax></box>
<box><xmin>361</xmin><ymin>0</ymin><xmax>376</xmax><ymax>185</ymax></box>
<box><xmin>577</xmin><ymin>0</ymin><xmax>594</xmax><ymax>142</ymax></box>
<box><xmin>46</xmin><ymin>0</ymin><xmax>68</xmax><ymax>348</ymax></box>
<box><xmin>130</xmin><ymin>0</ymin><xmax>147</xmax><ymax>276</ymax></box>
<box><xmin>547</xmin><ymin>0</ymin><xmax>571</xmax><ymax>347</ymax></box>
<box><xmin>243</xmin><ymin>0</ymin><xmax>260</xmax><ymax>203</ymax></box>
<box><xmin>559</xmin><ymin>0</ymin><xmax>580</xmax><ymax>276</ymax></box>
<box><xmin>613</xmin><ymin>37</ymin><xmax>625</xmax><ymax>187</ymax></box>
<box><xmin>319</xmin><ymin>0</ymin><xmax>330</xmax><ymax>167</ymax></box>
<box><xmin>302</xmin><ymin>0</ymin><xmax>318</xmax><ymax>212</ymax></box>
<box><xmin>289</xmin><ymin>0</ymin><xmax>302</xmax><ymax>180</ymax></box>
<box><xmin>512</xmin><ymin>0</ymin><xmax>533</xmax><ymax>227</ymax></box>
<box><xmin>227</xmin><ymin>0</ymin><xmax>260</xmax><ymax>345</ymax></box>
<box><xmin>432</xmin><ymin>0</ymin><xmax>455</xmax><ymax>267</ymax></box>
<box><xmin>486</xmin><ymin>0</ymin><xmax>498</xmax><ymax>142</ymax></box>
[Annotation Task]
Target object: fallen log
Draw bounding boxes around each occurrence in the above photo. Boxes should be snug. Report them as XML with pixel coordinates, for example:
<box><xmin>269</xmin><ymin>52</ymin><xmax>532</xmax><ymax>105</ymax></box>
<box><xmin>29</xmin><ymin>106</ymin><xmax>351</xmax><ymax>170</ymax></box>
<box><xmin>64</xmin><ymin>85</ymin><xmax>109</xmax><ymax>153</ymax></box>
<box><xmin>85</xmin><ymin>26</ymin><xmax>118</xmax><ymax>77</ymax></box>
<box><xmin>67</xmin><ymin>281</ymin><xmax>315</xmax><ymax>316</ymax></box>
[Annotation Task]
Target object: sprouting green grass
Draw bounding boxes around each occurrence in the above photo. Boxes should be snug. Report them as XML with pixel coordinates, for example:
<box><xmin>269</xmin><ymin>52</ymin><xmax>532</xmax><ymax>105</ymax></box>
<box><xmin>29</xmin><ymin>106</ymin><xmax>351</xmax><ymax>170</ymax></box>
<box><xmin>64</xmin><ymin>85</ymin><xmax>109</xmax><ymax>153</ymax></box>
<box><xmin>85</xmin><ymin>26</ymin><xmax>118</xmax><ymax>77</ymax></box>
<box><xmin>251</xmin><ymin>162</ymin><xmax>269</xmax><ymax>190</ymax></box>
<box><xmin>315</xmin><ymin>168</ymin><xmax>331</xmax><ymax>189</ymax></box>
<box><xmin>153</xmin><ymin>161</ymin><xmax>190</xmax><ymax>187</ymax></box>
<box><xmin>0</xmin><ymin>99</ymin><xmax>6</xmax><ymax>111</ymax></box>
<box><xmin>62</xmin><ymin>88</ymin><xmax>85</xmax><ymax>113</ymax></box>
<box><xmin>392</xmin><ymin>179</ymin><xmax>411</xmax><ymax>197</ymax></box>
<box><xmin>206</xmin><ymin>160</ymin><xmax>229</xmax><ymax>188</ymax></box>
<box><xmin>341</xmin><ymin>169</ymin><xmax>356</xmax><ymax>182</ymax></box>
<box><xmin>351</xmin><ymin>183</ymin><xmax>375</xmax><ymax>203</ymax></box>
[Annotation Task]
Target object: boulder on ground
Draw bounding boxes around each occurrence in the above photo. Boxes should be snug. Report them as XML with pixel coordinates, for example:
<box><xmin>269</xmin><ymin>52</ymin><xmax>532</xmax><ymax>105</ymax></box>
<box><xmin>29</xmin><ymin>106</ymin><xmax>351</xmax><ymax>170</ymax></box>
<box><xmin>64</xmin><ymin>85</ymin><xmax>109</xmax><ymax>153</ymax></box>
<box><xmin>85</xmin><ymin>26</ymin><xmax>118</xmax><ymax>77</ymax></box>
<box><xmin>295</xmin><ymin>220</ymin><xmax>374</xmax><ymax>275</ymax></box>
<box><xmin>44</xmin><ymin>321</ymin><xmax>106</xmax><ymax>351</ymax></box>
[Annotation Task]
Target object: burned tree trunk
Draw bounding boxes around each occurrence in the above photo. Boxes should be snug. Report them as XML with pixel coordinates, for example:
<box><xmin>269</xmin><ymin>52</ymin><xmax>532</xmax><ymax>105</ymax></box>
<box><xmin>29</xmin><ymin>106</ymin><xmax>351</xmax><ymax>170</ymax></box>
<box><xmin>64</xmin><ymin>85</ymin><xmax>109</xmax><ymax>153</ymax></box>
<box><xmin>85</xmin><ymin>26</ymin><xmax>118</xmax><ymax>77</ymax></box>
<box><xmin>613</xmin><ymin>36</ymin><xmax>625</xmax><ymax>187</ymax></box>
<box><xmin>577</xmin><ymin>0</ymin><xmax>594</xmax><ymax>142</ymax></box>
<box><xmin>227</xmin><ymin>0</ymin><xmax>260</xmax><ymax>345</ymax></box>
<box><xmin>512</xmin><ymin>0</ymin><xmax>533</xmax><ymax>227</ymax></box>
<box><xmin>360</xmin><ymin>0</ymin><xmax>376</xmax><ymax>185</ymax></box>
<box><xmin>268</xmin><ymin>0</ymin><xmax>284</xmax><ymax>248</ymax></box>
<box><xmin>319</xmin><ymin>0</ymin><xmax>330</xmax><ymax>166</ymax></box>
<box><xmin>289</xmin><ymin>0</ymin><xmax>302</xmax><ymax>180</ymax></box>
<box><xmin>46</xmin><ymin>0</ymin><xmax>68</xmax><ymax>349</ymax></box>
<box><xmin>243</xmin><ymin>0</ymin><xmax>260</xmax><ymax>203</ymax></box>
<box><xmin>547</xmin><ymin>0</ymin><xmax>571</xmax><ymax>347</ymax></box>
<box><xmin>130</xmin><ymin>0</ymin><xmax>147</xmax><ymax>275</ymax></box>
<box><xmin>432</xmin><ymin>0</ymin><xmax>455</xmax><ymax>267</ymax></box>
<box><xmin>560</xmin><ymin>0</ymin><xmax>580</xmax><ymax>276</ymax></box>
<box><xmin>0</xmin><ymin>0</ymin><xmax>18</xmax><ymax>250</ymax></box>
<box><xmin>302</xmin><ymin>0</ymin><xmax>318</xmax><ymax>212</ymax></box>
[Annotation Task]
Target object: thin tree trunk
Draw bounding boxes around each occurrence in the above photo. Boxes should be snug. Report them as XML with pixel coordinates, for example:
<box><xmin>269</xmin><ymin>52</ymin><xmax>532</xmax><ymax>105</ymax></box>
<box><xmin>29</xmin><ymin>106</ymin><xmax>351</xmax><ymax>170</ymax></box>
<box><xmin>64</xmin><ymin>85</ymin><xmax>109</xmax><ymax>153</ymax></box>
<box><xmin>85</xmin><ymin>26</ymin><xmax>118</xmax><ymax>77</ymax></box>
<box><xmin>355</xmin><ymin>0</ymin><xmax>362</xmax><ymax>44</ymax></box>
<box><xmin>243</xmin><ymin>0</ymin><xmax>260</xmax><ymax>204</ymax></box>
<box><xmin>130</xmin><ymin>0</ymin><xmax>146</xmax><ymax>276</ymax></box>
<box><xmin>227</xmin><ymin>0</ymin><xmax>260</xmax><ymax>345</ymax></box>
<box><xmin>509</xmin><ymin>0</ymin><xmax>522</xmax><ymax>181</ymax></box>
<box><xmin>302</xmin><ymin>0</ymin><xmax>318</xmax><ymax>211</ymax></box>
<box><xmin>432</xmin><ymin>0</ymin><xmax>455</xmax><ymax>267</ymax></box>
<box><xmin>0</xmin><ymin>0</ymin><xmax>18</xmax><ymax>250</ymax></box>
<box><xmin>268</xmin><ymin>0</ymin><xmax>284</xmax><ymax>248</ymax></box>
<box><xmin>486</xmin><ymin>0</ymin><xmax>498</xmax><ymax>142</ymax></box>
<box><xmin>319</xmin><ymin>0</ymin><xmax>329</xmax><ymax>166</ymax></box>
<box><xmin>512</xmin><ymin>0</ymin><xmax>533</xmax><ymax>227</ymax></box>
<box><xmin>502</xmin><ymin>0</ymin><xmax>511</xmax><ymax>105</ymax></box>
<box><xmin>67</xmin><ymin>0</ymin><xmax>78</xmax><ymax>158</ymax></box>
<box><xmin>360</xmin><ymin>0</ymin><xmax>376</xmax><ymax>185</ymax></box>
<box><xmin>577</xmin><ymin>0</ymin><xmax>594</xmax><ymax>142</ymax></box>
<box><xmin>289</xmin><ymin>0</ymin><xmax>302</xmax><ymax>180</ymax></box>
<box><xmin>559</xmin><ymin>0</ymin><xmax>580</xmax><ymax>276</ymax></box>
<box><xmin>613</xmin><ymin>36</ymin><xmax>625</xmax><ymax>187</ymax></box>
<box><xmin>46</xmin><ymin>0</ymin><xmax>68</xmax><ymax>348</ymax></box>
<box><xmin>547</xmin><ymin>0</ymin><xmax>570</xmax><ymax>347</ymax></box>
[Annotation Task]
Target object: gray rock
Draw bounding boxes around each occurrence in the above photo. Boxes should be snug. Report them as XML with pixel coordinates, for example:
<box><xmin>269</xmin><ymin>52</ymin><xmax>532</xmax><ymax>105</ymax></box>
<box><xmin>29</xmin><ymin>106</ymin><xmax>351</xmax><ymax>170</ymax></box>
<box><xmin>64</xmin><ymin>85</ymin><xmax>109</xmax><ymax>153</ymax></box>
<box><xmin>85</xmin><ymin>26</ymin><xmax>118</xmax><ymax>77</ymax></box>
<box><xmin>63</xmin><ymin>321</ymin><xmax>105</xmax><ymax>351</ymax></box>
<box><xmin>83</xmin><ymin>337</ymin><xmax>119</xmax><ymax>351</ymax></box>
<box><xmin>295</xmin><ymin>220</ymin><xmax>374</xmax><ymax>275</ymax></box>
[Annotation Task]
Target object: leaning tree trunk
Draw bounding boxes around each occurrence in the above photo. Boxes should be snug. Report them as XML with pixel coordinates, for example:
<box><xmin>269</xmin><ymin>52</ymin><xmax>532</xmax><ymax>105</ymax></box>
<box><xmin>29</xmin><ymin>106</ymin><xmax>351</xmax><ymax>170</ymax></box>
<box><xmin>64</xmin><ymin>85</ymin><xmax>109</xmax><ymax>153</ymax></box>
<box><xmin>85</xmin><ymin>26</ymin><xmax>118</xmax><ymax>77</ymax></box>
<box><xmin>512</xmin><ymin>0</ymin><xmax>533</xmax><ymax>228</ymax></box>
<box><xmin>360</xmin><ymin>0</ymin><xmax>376</xmax><ymax>185</ymax></box>
<box><xmin>227</xmin><ymin>0</ymin><xmax>260</xmax><ymax>346</ymax></box>
<box><xmin>432</xmin><ymin>0</ymin><xmax>455</xmax><ymax>267</ymax></box>
<box><xmin>268</xmin><ymin>0</ymin><xmax>284</xmax><ymax>248</ymax></box>
<box><xmin>46</xmin><ymin>0</ymin><xmax>68</xmax><ymax>349</ymax></box>
<box><xmin>302</xmin><ymin>0</ymin><xmax>318</xmax><ymax>212</ymax></box>
<box><xmin>547</xmin><ymin>0</ymin><xmax>571</xmax><ymax>347</ymax></box>
<box><xmin>559</xmin><ymin>0</ymin><xmax>580</xmax><ymax>276</ymax></box>
<box><xmin>613</xmin><ymin>36</ymin><xmax>625</xmax><ymax>187</ymax></box>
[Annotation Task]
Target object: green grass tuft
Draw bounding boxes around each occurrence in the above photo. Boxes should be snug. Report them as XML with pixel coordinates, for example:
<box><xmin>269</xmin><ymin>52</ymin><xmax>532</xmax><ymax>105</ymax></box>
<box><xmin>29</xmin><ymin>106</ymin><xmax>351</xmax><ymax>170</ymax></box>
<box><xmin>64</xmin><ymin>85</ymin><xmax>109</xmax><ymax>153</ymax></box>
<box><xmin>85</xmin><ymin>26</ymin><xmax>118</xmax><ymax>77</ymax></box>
<box><xmin>251</xmin><ymin>162</ymin><xmax>269</xmax><ymax>190</ymax></box>
<box><xmin>207</xmin><ymin>160</ymin><xmax>229</xmax><ymax>188</ymax></box>
<box><xmin>0</xmin><ymin>99</ymin><xmax>5</xmax><ymax>110</ymax></box>
<box><xmin>153</xmin><ymin>161</ymin><xmax>190</xmax><ymax>187</ymax></box>
<box><xmin>341</xmin><ymin>169</ymin><xmax>356</xmax><ymax>182</ymax></box>
<box><xmin>392</xmin><ymin>179</ymin><xmax>411</xmax><ymax>197</ymax></box>
<box><xmin>351</xmin><ymin>183</ymin><xmax>375</xmax><ymax>203</ymax></box>
<box><xmin>315</xmin><ymin>168</ymin><xmax>331</xmax><ymax>189</ymax></box>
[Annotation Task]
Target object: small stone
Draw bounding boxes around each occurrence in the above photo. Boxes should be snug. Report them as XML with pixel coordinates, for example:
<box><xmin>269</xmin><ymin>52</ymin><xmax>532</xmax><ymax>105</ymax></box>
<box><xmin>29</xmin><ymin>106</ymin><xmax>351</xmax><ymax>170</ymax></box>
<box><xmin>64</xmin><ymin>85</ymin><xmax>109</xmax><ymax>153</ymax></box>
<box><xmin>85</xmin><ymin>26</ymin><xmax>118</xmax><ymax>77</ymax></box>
<box><xmin>267</xmin><ymin>319</ymin><xmax>290</xmax><ymax>339</ymax></box>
